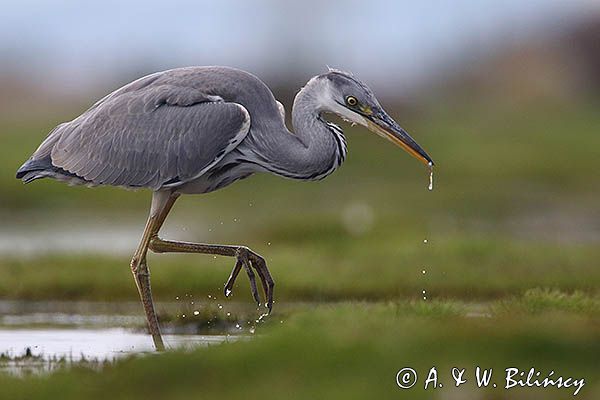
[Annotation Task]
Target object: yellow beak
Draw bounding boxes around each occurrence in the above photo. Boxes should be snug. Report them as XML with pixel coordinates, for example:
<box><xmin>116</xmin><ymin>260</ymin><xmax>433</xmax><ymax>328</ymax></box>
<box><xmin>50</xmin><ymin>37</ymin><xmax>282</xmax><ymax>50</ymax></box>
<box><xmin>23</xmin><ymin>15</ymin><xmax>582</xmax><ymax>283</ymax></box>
<box><xmin>366</xmin><ymin>116</ymin><xmax>434</xmax><ymax>167</ymax></box>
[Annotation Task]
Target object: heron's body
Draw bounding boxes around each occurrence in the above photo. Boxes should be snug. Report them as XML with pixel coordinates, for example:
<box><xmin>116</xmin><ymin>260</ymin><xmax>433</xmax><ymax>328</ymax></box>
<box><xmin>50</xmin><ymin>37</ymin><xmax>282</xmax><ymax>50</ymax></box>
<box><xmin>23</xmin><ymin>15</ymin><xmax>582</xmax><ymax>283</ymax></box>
<box><xmin>18</xmin><ymin>66</ymin><xmax>347</xmax><ymax>194</ymax></box>
<box><xmin>17</xmin><ymin>66</ymin><xmax>433</xmax><ymax>351</ymax></box>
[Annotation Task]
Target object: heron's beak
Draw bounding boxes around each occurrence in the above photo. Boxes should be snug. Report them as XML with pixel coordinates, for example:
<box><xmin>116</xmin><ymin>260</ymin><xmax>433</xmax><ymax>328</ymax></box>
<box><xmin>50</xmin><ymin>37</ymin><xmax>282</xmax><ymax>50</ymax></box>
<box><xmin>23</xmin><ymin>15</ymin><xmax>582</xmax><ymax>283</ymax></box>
<box><xmin>366</xmin><ymin>111</ymin><xmax>434</xmax><ymax>167</ymax></box>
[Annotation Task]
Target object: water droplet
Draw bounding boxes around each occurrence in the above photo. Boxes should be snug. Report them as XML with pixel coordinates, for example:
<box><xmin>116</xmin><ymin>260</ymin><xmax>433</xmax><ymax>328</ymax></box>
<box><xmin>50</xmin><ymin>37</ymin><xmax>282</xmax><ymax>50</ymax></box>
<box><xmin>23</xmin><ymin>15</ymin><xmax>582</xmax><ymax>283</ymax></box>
<box><xmin>428</xmin><ymin>162</ymin><xmax>434</xmax><ymax>191</ymax></box>
<box><xmin>249</xmin><ymin>327</ymin><xmax>255</xmax><ymax>334</ymax></box>
<box><xmin>422</xmin><ymin>270</ymin><xmax>426</xmax><ymax>274</ymax></box>
<box><xmin>267</xmin><ymin>242</ymin><xmax>271</xmax><ymax>246</ymax></box>
<box><xmin>208</xmin><ymin>295</ymin><xmax>212</xmax><ymax>299</ymax></box>
<box><xmin>226</xmin><ymin>312</ymin><xmax>231</xmax><ymax>317</ymax></box>
<box><xmin>218</xmin><ymin>304</ymin><xmax>223</xmax><ymax>309</ymax></box>
<box><xmin>213</xmin><ymin>255</ymin><xmax>217</xmax><ymax>259</ymax></box>
<box><xmin>257</xmin><ymin>313</ymin><xmax>269</xmax><ymax>323</ymax></box>
<box><xmin>182</xmin><ymin>314</ymin><xmax>186</xmax><ymax>318</ymax></box>
<box><xmin>422</xmin><ymin>290</ymin><xmax>426</xmax><ymax>294</ymax></box>
<box><xmin>175</xmin><ymin>296</ymin><xmax>179</xmax><ymax>300</ymax></box>
<box><xmin>233</xmin><ymin>218</ymin><xmax>238</xmax><ymax>222</ymax></box>
<box><xmin>423</xmin><ymin>239</ymin><xmax>428</xmax><ymax>244</ymax></box>
<box><xmin>193</xmin><ymin>310</ymin><xmax>200</xmax><ymax>316</ymax></box>
<box><xmin>235</xmin><ymin>323</ymin><xmax>241</xmax><ymax>330</ymax></box>
<box><xmin>423</xmin><ymin>296</ymin><xmax>427</xmax><ymax>300</ymax></box>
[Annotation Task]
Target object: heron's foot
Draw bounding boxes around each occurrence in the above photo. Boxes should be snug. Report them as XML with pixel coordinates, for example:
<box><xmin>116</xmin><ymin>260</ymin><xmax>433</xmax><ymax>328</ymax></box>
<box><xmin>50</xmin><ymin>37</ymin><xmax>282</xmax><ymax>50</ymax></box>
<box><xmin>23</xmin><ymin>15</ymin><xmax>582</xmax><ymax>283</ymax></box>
<box><xmin>224</xmin><ymin>247</ymin><xmax>274</xmax><ymax>312</ymax></box>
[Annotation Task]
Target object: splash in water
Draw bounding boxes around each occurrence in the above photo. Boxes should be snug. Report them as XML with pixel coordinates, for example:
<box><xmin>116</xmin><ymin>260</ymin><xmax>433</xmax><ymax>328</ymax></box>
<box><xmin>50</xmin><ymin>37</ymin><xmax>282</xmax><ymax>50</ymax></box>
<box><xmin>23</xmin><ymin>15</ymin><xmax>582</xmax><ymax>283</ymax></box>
<box><xmin>257</xmin><ymin>313</ymin><xmax>269</xmax><ymax>323</ymax></box>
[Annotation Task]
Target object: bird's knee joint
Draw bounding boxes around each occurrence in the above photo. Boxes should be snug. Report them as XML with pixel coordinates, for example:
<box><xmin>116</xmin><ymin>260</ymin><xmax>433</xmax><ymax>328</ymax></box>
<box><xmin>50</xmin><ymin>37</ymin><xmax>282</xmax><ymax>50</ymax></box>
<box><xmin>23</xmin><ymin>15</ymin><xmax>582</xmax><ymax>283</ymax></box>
<box><xmin>130</xmin><ymin>255</ymin><xmax>149</xmax><ymax>275</ymax></box>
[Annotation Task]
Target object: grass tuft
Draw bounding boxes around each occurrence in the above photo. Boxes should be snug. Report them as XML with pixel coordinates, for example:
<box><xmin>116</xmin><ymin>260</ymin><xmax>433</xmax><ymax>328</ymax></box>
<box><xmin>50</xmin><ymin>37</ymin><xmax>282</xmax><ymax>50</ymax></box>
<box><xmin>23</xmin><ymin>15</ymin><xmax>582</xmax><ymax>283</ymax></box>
<box><xmin>493</xmin><ymin>288</ymin><xmax>600</xmax><ymax>316</ymax></box>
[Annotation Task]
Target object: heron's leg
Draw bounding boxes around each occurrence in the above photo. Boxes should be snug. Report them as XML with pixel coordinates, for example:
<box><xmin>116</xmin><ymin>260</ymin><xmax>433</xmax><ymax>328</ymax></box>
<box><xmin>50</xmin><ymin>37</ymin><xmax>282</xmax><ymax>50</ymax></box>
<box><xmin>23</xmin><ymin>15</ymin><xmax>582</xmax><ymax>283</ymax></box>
<box><xmin>148</xmin><ymin>238</ymin><xmax>275</xmax><ymax>312</ymax></box>
<box><xmin>130</xmin><ymin>191</ymin><xmax>179</xmax><ymax>351</ymax></box>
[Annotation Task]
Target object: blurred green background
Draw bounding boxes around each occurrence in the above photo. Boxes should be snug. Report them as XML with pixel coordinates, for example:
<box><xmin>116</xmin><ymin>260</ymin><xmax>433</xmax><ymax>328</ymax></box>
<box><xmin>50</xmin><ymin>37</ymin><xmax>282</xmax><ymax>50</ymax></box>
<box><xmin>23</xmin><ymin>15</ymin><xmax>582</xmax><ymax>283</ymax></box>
<box><xmin>0</xmin><ymin>1</ymin><xmax>599</xmax><ymax>398</ymax></box>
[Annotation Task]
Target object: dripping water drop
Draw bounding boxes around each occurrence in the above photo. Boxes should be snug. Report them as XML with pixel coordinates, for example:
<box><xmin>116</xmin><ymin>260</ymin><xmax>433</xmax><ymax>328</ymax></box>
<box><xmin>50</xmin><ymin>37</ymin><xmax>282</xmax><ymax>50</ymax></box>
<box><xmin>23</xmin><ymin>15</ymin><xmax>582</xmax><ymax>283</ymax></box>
<box><xmin>428</xmin><ymin>162</ymin><xmax>434</xmax><ymax>191</ymax></box>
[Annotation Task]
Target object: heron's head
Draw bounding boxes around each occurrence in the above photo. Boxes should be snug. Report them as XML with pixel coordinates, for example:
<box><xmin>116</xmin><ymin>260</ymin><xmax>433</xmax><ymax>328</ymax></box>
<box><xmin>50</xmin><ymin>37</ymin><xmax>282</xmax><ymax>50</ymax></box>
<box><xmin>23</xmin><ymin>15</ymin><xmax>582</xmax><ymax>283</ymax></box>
<box><xmin>314</xmin><ymin>68</ymin><xmax>434</xmax><ymax>167</ymax></box>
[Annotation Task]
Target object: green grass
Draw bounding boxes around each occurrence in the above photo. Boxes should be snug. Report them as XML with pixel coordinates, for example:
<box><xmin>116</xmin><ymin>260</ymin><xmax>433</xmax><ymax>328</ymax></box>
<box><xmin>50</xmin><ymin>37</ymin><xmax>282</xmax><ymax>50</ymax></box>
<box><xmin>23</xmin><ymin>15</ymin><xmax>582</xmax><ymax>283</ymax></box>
<box><xmin>494</xmin><ymin>288</ymin><xmax>600</xmax><ymax>316</ymax></box>
<box><xmin>0</xmin><ymin>233</ymin><xmax>598</xmax><ymax>303</ymax></box>
<box><xmin>0</xmin><ymin>300</ymin><xmax>598</xmax><ymax>399</ymax></box>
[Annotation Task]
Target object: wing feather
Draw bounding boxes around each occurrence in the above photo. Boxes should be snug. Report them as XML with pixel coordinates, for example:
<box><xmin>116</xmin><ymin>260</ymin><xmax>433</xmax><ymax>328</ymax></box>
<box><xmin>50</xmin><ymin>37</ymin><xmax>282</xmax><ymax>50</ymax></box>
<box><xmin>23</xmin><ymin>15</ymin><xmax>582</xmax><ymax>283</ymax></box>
<box><xmin>48</xmin><ymin>84</ymin><xmax>250</xmax><ymax>189</ymax></box>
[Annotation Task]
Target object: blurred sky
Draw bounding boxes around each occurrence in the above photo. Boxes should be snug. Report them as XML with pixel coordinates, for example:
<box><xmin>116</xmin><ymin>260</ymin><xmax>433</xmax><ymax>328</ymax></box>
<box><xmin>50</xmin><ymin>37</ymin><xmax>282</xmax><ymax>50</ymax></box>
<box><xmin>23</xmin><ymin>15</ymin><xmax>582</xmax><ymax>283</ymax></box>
<box><xmin>0</xmin><ymin>0</ymin><xmax>598</xmax><ymax>96</ymax></box>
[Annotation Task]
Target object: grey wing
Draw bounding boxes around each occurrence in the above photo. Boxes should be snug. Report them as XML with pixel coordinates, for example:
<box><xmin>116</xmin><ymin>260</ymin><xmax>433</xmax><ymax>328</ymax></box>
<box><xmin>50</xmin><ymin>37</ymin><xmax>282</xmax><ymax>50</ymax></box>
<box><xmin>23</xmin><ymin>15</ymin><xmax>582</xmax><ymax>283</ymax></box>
<box><xmin>41</xmin><ymin>84</ymin><xmax>250</xmax><ymax>189</ymax></box>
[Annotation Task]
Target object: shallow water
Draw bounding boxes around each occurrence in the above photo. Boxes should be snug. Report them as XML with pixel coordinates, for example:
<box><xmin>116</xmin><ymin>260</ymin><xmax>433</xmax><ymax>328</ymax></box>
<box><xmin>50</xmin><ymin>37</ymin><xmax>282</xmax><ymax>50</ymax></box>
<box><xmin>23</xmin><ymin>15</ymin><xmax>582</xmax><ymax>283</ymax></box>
<box><xmin>0</xmin><ymin>300</ymin><xmax>250</xmax><ymax>375</ymax></box>
<box><xmin>0</xmin><ymin>328</ymin><xmax>231</xmax><ymax>362</ymax></box>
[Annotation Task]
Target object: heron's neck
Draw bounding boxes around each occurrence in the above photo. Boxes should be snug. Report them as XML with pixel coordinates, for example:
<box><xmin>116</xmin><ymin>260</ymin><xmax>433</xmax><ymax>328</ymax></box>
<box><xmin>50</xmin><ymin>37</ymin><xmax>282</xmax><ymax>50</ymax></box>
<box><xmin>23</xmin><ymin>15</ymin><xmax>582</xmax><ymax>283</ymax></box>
<box><xmin>254</xmin><ymin>80</ymin><xmax>346</xmax><ymax>180</ymax></box>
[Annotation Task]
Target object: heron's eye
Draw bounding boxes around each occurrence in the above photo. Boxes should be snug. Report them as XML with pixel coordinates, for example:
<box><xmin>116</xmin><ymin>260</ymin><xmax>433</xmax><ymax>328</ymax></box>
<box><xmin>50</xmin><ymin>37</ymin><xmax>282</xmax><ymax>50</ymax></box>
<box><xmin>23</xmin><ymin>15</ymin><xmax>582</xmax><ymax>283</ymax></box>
<box><xmin>346</xmin><ymin>96</ymin><xmax>358</xmax><ymax>107</ymax></box>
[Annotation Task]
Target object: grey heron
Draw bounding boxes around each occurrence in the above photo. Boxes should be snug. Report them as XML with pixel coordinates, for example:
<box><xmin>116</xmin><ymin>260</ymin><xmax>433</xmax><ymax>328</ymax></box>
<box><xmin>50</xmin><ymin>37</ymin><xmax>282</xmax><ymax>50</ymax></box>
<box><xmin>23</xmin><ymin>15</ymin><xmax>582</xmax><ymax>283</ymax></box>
<box><xmin>16</xmin><ymin>66</ymin><xmax>434</xmax><ymax>350</ymax></box>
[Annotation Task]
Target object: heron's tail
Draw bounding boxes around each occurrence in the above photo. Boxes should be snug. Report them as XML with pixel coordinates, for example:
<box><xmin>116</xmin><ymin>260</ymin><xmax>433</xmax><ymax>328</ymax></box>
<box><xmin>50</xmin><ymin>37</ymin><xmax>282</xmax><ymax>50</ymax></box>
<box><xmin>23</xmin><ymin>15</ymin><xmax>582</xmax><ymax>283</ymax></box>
<box><xmin>16</xmin><ymin>157</ymin><xmax>54</xmax><ymax>183</ymax></box>
<box><xmin>17</xmin><ymin>156</ymin><xmax>86</xmax><ymax>184</ymax></box>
